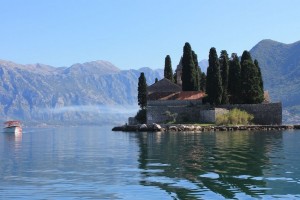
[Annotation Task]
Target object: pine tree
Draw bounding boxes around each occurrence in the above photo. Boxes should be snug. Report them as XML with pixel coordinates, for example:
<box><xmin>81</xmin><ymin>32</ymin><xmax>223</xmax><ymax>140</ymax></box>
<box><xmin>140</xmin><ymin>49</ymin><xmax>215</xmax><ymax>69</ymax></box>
<box><xmin>206</xmin><ymin>47</ymin><xmax>223</xmax><ymax>105</ymax></box>
<box><xmin>155</xmin><ymin>78</ymin><xmax>158</xmax><ymax>83</ymax></box>
<box><xmin>164</xmin><ymin>55</ymin><xmax>173</xmax><ymax>82</ymax></box>
<box><xmin>138</xmin><ymin>72</ymin><xmax>147</xmax><ymax>109</ymax></box>
<box><xmin>228</xmin><ymin>53</ymin><xmax>241</xmax><ymax>104</ymax></box>
<box><xmin>182</xmin><ymin>42</ymin><xmax>198</xmax><ymax>91</ymax></box>
<box><xmin>254</xmin><ymin>59</ymin><xmax>264</xmax><ymax>102</ymax></box>
<box><xmin>220</xmin><ymin>50</ymin><xmax>229</xmax><ymax>104</ymax></box>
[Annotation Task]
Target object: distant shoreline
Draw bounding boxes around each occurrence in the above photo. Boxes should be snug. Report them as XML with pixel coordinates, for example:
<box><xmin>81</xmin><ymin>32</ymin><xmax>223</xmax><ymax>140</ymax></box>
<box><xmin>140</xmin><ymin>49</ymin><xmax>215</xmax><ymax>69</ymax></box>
<box><xmin>112</xmin><ymin>124</ymin><xmax>300</xmax><ymax>132</ymax></box>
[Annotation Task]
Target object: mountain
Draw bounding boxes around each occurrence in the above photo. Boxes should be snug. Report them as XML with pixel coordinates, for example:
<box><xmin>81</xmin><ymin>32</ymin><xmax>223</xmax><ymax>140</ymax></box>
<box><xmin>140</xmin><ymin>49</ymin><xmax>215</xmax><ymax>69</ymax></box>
<box><xmin>199</xmin><ymin>59</ymin><xmax>208</xmax><ymax>73</ymax></box>
<box><xmin>250</xmin><ymin>39</ymin><xmax>300</xmax><ymax>123</ymax></box>
<box><xmin>0</xmin><ymin>60</ymin><xmax>163</xmax><ymax>125</ymax></box>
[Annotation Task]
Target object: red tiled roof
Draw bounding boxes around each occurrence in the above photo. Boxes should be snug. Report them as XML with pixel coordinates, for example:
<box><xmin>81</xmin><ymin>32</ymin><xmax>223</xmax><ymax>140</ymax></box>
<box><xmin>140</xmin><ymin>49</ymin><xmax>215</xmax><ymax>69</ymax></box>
<box><xmin>148</xmin><ymin>91</ymin><xmax>206</xmax><ymax>101</ymax></box>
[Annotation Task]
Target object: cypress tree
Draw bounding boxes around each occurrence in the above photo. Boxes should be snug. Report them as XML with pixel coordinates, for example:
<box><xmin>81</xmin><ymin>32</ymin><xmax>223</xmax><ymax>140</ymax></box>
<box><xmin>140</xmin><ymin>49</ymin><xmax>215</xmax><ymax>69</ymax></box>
<box><xmin>240</xmin><ymin>60</ymin><xmax>262</xmax><ymax>104</ymax></box>
<box><xmin>200</xmin><ymin>72</ymin><xmax>206</xmax><ymax>92</ymax></box>
<box><xmin>240</xmin><ymin>50</ymin><xmax>252</xmax><ymax>65</ymax></box>
<box><xmin>206</xmin><ymin>47</ymin><xmax>223</xmax><ymax>105</ymax></box>
<box><xmin>182</xmin><ymin>42</ymin><xmax>198</xmax><ymax>91</ymax></box>
<box><xmin>254</xmin><ymin>59</ymin><xmax>264</xmax><ymax>102</ymax></box>
<box><xmin>220</xmin><ymin>50</ymin><xmax>229</xmax><ymax>104</ymax></box>
<box><xmin>228</xmin><ymin>53</ymin><xmax>241</xmax><ymax>104</ymax></box>
<box><xmin>173</xmin><ymin>72</ymin><xmax>177</xmax><ymax>84</ymax></box>
<box><xmin>192</xmin><ymin>50</ymin><xmax>200</xmax><ymax>91</ymax></box>
<box><xmin>240</xmin><ymin>51</ymin><xmax>264</xmax><ymax>104</ymax></box>
<box><xmin>164</xmin><ymin>55</ymin><xmax>173</xmax><ymax>82</ymax></box>
<box><xmin>137</xmin><ymin>72</ymin><xmax>147</xmax><ymax>109</ymax></box>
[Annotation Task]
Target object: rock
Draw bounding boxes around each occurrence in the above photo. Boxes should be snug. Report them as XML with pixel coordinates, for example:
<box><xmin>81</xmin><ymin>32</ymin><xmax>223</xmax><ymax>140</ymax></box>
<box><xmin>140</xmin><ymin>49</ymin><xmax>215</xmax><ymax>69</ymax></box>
<box><xmin>139</xmin><ymin>124</ymin><xmax>148</xmax><ymax>131</ymax></box>
<box><xmin>169</xmin><ymin>126</ymin><xmax>178</xmax><ymax>131</ymax></box>
<box><xmin>153</xmin><ymin>123</ymin><xmax>162</xmax><ymax>131</ymax></box>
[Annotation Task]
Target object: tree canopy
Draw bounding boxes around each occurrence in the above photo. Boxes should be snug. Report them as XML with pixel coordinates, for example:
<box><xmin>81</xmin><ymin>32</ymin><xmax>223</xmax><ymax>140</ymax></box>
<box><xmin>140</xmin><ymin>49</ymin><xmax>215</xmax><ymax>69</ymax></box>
<box><xmin>137</xmin><ymin>72</ymin><xmax>147</xmax><ymax>109</ymax></box>
<box><xmin>182</xmin><ymin>42</ymin><xmax>198</xmax><ymax>91</ymax></box>
<box><xmin>164</xmin><ymin>55</ymin><xmax>174</xmax><ymax>82</ymax></box>
<box><xmin>206</xmin><ymin>47</ymin><xmax>223</xmax><ymax>105</ymax></box>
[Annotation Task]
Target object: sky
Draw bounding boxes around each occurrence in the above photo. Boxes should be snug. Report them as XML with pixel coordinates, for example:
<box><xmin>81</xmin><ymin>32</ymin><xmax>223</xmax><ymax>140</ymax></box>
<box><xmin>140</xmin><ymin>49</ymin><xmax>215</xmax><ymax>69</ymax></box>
<box><xmin>0</xmin><ymin>0</ymin><xmax>299</xmax><ymax>70</ymax></box>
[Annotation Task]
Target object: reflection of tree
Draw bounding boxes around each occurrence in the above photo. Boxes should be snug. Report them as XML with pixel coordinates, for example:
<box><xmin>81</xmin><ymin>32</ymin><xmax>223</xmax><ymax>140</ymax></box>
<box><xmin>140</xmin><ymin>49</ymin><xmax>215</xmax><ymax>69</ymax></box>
<box><xmin>135</xmin><ymin>130</ymin><xmax>283</xmax><ymax>199</ymax></box>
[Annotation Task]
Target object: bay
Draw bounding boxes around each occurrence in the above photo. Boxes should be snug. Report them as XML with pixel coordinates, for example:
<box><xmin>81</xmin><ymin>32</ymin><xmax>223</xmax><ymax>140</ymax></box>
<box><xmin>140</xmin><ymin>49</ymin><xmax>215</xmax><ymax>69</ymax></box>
<box><xmin>1</xmin><ymin>126</ymin><xmax>300</xmax><ymax>199</ymax></box>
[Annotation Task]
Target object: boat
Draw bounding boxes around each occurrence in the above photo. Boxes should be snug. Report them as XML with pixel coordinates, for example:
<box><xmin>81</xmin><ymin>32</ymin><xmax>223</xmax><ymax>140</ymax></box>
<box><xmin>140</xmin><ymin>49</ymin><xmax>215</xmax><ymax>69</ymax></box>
<box><xmin>4</xmin><ymin>120</ymin><xmax>22</xmax><ymax>133</ymax></box>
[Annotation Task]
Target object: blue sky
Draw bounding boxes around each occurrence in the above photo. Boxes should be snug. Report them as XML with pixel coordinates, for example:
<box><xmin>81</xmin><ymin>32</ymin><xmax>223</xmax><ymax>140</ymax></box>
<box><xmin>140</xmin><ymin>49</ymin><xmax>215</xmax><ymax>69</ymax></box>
<box><xmin>0</xmin><ymin>0</ymin><xmax>299</xmax><ymax>69</ymax></box>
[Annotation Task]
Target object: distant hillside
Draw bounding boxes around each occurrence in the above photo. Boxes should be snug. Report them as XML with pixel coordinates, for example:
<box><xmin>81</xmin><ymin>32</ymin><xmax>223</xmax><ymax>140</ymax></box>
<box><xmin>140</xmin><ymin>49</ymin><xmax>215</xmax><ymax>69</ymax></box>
<box><xmin>0</xmin><ymin>60</ymin><xmax>163</xmax><ymax>125</ymax></box>
<box><xmin>250</xmin><ymin>39</ymin><xmax>300</xmax><ymax>123</ymax></box>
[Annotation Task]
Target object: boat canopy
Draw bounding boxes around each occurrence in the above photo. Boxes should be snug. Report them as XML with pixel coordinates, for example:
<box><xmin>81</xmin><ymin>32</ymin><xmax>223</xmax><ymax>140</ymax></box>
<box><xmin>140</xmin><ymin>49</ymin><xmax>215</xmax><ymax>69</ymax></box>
<box><xmin>4</xmin><ymin>120</ymin><xmax>21</xmax><ymax>128</ymax></box>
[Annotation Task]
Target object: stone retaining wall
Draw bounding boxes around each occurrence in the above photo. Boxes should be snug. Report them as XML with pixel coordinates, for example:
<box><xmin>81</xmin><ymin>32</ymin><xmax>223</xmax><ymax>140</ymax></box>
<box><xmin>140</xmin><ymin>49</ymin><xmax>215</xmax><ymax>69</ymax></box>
<box><xmin>147</xmin><ymin>101</ymin><xmax>282</xmax><ymax>125</ymax></box>
<box><xmin>219</xmin><ymin>102</ymin><xmax>282</xmax><ymax>125</ymax></box>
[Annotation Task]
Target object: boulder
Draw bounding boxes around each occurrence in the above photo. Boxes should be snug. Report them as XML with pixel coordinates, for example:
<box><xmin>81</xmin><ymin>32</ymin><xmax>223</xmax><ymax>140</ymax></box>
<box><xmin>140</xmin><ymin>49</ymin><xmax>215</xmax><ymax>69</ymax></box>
<box><xmin>139</xmin><ymin>124</ymin><xmax>148</xmax><ymax>131</ymax></box>
<box><xmin>153</xmin><ymin>123</ymin><xmax>162</xmax><ymax>131</ymax></box>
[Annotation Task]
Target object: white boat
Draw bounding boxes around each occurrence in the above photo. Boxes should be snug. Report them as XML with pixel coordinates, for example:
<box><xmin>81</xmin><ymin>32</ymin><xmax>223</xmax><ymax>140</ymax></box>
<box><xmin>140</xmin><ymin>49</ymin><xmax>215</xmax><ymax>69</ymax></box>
<box><xmin>4</xmin><ymin>121</ymin><xmax>22</xmax><ymax>133</ymax></box>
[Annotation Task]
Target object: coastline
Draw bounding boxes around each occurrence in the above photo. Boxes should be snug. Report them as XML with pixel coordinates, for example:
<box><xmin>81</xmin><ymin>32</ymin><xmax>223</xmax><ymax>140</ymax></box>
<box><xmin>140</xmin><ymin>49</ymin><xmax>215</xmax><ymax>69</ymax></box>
<box><xmin>112</xmin><ymin>124</ymin><xmax>300</xmax><ymax>132</ymax></box>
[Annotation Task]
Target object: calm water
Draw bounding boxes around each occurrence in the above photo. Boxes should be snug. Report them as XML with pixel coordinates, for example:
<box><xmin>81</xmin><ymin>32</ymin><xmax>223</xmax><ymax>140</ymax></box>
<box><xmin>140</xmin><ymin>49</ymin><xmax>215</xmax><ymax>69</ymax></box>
<box><xmin>1</xmin><ymin>126</ymin><xmax>300</xmax><ymax>199</ymax></box>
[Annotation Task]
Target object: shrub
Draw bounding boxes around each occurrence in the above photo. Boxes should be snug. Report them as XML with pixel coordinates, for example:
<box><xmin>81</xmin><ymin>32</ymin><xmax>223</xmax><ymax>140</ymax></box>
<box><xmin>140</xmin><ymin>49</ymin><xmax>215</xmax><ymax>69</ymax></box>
<box><xmin>135</xmin><ymin>109</ymin><xmax>147</xmax><ymax>124</ymax></box>
<box><xmin>164</xmin><ymin>111</ymin><xmax>178</xmax><ymax>124</ymax></box>
<box><xmin>216</xmin><ymin>108</ymin><xmax>254</xmax><ymax>125</ymax></box>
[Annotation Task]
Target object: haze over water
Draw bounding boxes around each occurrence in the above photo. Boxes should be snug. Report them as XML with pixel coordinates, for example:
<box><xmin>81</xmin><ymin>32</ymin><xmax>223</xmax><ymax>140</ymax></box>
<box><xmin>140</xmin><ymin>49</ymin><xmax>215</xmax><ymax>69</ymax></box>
<box><xmin>1</xmin><ymin>126</ymin><xmax>300</xmax><ymax>199</ymax></box>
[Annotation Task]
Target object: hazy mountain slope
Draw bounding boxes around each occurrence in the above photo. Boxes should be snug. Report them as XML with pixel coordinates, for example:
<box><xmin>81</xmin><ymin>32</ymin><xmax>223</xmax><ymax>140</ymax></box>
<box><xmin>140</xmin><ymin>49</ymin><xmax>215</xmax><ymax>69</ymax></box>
<box><xmin>0</xmin><ymin>60</ymin><xmax>163</xmax><ymax>124</ymax></box>
<box><xmin>250</xmin><ymin>39</ymin><xmax>300</xmax><ymax>123</ymax></box>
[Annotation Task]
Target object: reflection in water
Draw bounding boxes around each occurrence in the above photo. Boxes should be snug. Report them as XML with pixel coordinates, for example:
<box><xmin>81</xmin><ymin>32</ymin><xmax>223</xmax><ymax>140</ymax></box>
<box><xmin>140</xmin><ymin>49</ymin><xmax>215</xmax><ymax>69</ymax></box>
<box><xmin>136</xmin><ymin>131</ymin><xmax>300</xmax><ymax>199</ymax></box>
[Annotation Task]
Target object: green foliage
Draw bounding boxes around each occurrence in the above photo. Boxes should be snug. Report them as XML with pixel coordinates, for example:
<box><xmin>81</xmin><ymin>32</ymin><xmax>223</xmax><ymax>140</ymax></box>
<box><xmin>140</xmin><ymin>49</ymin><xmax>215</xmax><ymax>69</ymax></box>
<box><xmin>241</xmin><ymin>52</ymin><xmax>264</xmax><ymax>104</ymax></box>
<box><xmin>164</xmin><ymin>55</ymin><xmax>174</xmax><ymax>82</ymax></box>
<box><xmin>206</xmin><ymin>47</ymin><xmax>223</xmax><ymax>105</ymax></box>
<box><xmin>228</xmin><ymin>53</ymin><xmax>241</xmax><ymax>104</ymax></box>
<box><xmin>173</xmin><ymin>72</ymin><xmax>177</xmax><ymax>84</ymax></box>
<box><xmin>155</xmin><ymin>78</ymin><xmax>158</xmax><ymax>83</ymax></box>
<box><xmin>254</xmin><ymin>59</ymin><xmax>264</xmax><ymax>102</ymax></box>
<box><xmin>241</xmin><ymin>50</ymin><xmax>253</xmax><ymax>64</ymax></box>
<box><xmin>241</xmin><ymin>60</ymin><xmax>263</xmax><ymax>103</ymax></box>
<box><xmin>192</xmin><ymin>50</ymin><xmax>200</xmax><ymax>91</ymax></box>
<box><xmin>216</xmin><ymin>108</ymin><xmax>254</xmax><ymax>125</ymax></box>
<box><xmin>220</xmin><ymin>50</ymin><xmax>229</xmax><ymax>104</ymax></box>
<box><xmin>164</xmin><ymin>111</ymin><xmax>178</xmax><ymax>124</ymax></box>
<box><xmin>138</xmin><ymin>72</ymin><xmax>147</xmax><ymax>109</ymax></box>
<box><xmin>182</xmin><ymin>42</ymin><xmax>198</xmax><ymax>91</ymax></box>
<box><xmin>135</xmin><ymin>109</ymin><xmax>147</xmax><ymax>124</ymax></box>
<box><xmin>200</xmin><ymin>72</ymin><xmax>206</xmax><ymax>92</ymax></box>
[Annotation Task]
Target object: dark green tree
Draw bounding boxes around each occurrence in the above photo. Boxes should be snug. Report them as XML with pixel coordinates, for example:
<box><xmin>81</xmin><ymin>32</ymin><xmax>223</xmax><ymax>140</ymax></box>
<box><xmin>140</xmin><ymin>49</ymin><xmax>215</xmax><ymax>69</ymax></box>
<box><xmin>240</xmin><ymin>50</ymin><xmax>252</xmax><ymax>65</ymax></box>
<box><xmin>228</xmin><ymin>53</ymin><xmax>241</xmax><ymax>104</ymax></box>
<box><xmin>164</xmin><ymin>55</ymin><xmax>174</xmax><ymax>82</ymax></box>
<box><xmin>240</xmin><ymin>60</ymin><xmax>263</xmax><ymax>104</ymax></box>
<box><xmin>200</xmin><ymin>72</ymin><xmax>206</xmax><ymax>92</ymax></box>
<box><xmin>240</xmin><ymin>51</ymin><xmax>264</xmax><ymax>104</ymax></box>
<box><xmin>206</xmin><ymin>47</ymin><xmax>223</xmax><ymax>105</ymax></box>
<box><xmin>173</xmin><ymin>72</ymin><xmax>177</xmax><ymax>84</ymax></box>
<box><xmin>155</xmin><ymin>78</ymin><xmax>158</xmax><ymax>83</ymax></box>
<box><xmin>137</xmin><ymin>72</ymin><xmax>147</xmax><ymax>109</ymax></box>
<box><xmin>254</xmin><ymin>59</ymin><xmax>264</xmax><ymax>102</ymax></box>
<box><xmin>182</xmin><ymin>42</ymin><xmax>198</xmax><ymax>91</ymax></box>
<box><xmin>192</xmin><ymin>51</ymin><xmax>200</xmax><ymax>91</ymax></box>
<box><xmin>220</xmin><ymin>50</ymin><xmax>229</xmax><ymax>104</ymax></box>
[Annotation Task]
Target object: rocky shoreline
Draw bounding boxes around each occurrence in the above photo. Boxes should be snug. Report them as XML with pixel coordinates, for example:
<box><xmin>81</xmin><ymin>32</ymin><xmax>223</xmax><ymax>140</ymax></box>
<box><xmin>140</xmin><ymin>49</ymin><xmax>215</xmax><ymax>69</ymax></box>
<box><xmin>112</xmin><ymin>124</ymin><xmax>300</xmax><ymax>132</ymax></box>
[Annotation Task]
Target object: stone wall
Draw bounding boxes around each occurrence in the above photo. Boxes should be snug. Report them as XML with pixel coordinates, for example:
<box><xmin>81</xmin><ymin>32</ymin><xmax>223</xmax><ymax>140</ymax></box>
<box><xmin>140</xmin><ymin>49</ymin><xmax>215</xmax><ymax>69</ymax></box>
<box><xmin>147</xmin><ymin>100</ymin><xmax>208</xmax><ymax>124</ymax></box>
<box><xmin>147</xmin><ymin>101</ymin><xmax>282</xmax><ymax>125</ymax></box>
<box><xmin>219</xmin><ymin>103</ymin><xmax>282</xmax><ymax>125</ymax></box>
<box><xmin>199</xmin><ymin>108</ymin><xmax>229</xmax><ymax>123</ymax></box>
